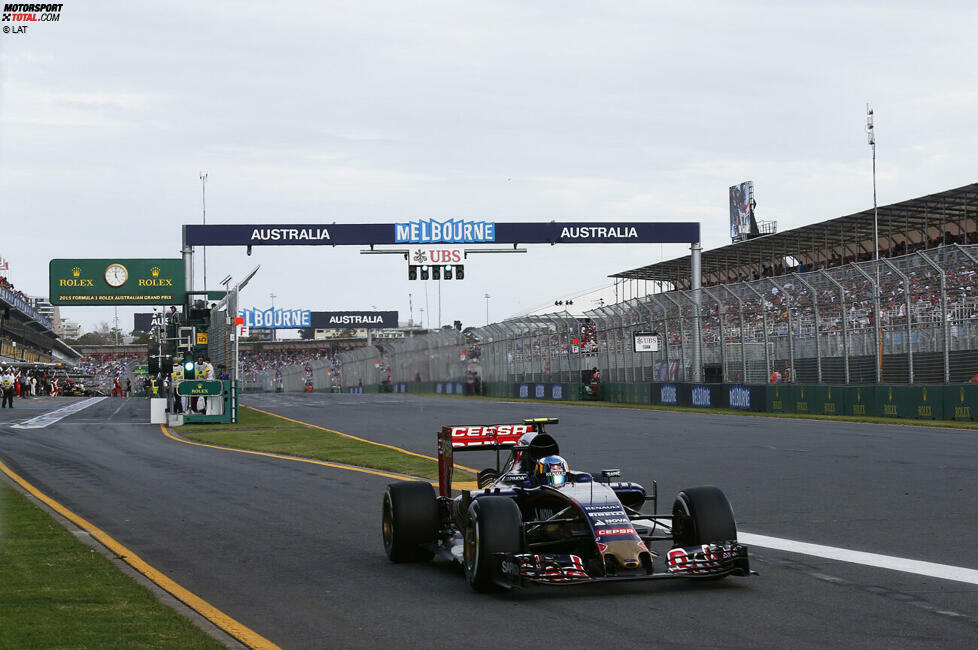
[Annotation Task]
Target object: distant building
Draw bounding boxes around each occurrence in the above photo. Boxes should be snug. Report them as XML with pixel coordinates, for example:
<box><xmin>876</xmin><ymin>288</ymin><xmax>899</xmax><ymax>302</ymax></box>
<box><xmin>60</xmin><ymin>320</ymin><xmax>83</xmax><ymax>340</ymax></box>
<box><xmin>30</xmin><ymin>296</ymin><xmax>61</xmax><ymax>332</ymax></box>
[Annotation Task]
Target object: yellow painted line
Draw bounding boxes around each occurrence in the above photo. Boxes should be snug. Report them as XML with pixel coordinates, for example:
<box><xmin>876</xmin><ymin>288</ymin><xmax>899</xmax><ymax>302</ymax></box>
<box><xmin>0</xmin><ymin>457</ymin><xmax>281</xmax><ymax>650</ymax></box>
<box><xmin>243</xmin><ymin>405</ymin><xmax>480</xmax><ymax>474</ymax></box>
<box><xmin>161</xmin><ymin>424</ymin><xmax>409</xmax><ymax>482</ymax></box>
<box><xmin>162</xmin><ymin>424</ymin><xmax>476</xmax><ymax>491</ymax></box>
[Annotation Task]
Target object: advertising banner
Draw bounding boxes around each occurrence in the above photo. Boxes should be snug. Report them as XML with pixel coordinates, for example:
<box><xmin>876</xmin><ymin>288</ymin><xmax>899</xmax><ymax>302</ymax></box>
<box><xmin>311</xmin><ymin>311</ymin><xmax>398</xmax><ymax>329</ymax></box>
<box><xmin>49</xmin><ymin>258</ymin><xmax>185</xmax><ymax>306</ymax></box>
<box><xmin>633</xmin><ymin>332</ymin><xmax>660</xmax><ymax>352</ymax></box>
<box><xmin>729</xmin><ymin>181</ymin><xmax>756</xmax><ymax>240</ymax></box>
<box><xmin>240</xmin><ymin>307</ymin><xmax>312</xmax><ymax>329</ymax></box>
<box><xmin>184</xmin><ymin>221</ymin><xmax>701</xmax><ymax>247</ymax></box>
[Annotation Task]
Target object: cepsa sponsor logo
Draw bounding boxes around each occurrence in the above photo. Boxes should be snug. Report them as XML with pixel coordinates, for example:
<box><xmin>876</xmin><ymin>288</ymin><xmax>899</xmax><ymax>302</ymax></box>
<box><xmin>449</xmin><ymin>424</ymin><xmax>532</xmax><ymax>447</ymax></box>
<box><xmin>595</xmin><ymin>528</ymin><xmax>635</xmax><ymax>537</ymax></box>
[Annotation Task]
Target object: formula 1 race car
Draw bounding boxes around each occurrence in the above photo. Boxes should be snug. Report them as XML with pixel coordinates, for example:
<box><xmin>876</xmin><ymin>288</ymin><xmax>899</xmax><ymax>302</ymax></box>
<box><xmin>381</xmin><ymin>418</ymin><xmax>753</xmax><ymax>591</ymax></box>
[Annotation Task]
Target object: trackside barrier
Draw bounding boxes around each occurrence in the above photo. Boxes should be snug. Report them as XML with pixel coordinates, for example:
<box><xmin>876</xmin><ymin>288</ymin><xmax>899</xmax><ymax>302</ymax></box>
<box><xmin>326</xmin><ymin>377</ymin><xmax>978</xmax><ymax>423</ymax></box>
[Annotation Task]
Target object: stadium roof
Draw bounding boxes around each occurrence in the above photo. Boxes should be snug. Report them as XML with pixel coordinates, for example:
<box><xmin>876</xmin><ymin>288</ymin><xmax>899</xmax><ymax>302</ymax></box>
<box><xmin>611</xmin><ymin>182</ymin><xmax>978</xmax><ymax>288</ymax></box>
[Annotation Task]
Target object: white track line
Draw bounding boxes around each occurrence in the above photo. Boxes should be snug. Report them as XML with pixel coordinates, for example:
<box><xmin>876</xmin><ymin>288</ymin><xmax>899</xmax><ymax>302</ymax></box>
<box><xmin>11</xmin><ymin>397</ymin><xmax>107</xmax><ymax>429</ymax></box>
<box><xmin>738</xmin><ymin>532</ymin><xmax>978</xmax><ymax>586</ymax></box>
<box><xmin>637</xmin><ymin>519</ymin><xmax>978</xmax><ymax>585</ymax></box>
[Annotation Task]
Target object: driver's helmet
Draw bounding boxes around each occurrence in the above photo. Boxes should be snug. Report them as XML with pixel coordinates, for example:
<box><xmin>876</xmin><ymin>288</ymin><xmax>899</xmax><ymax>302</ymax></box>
<box><xmin>534</xmin><ymin>455</ymin><xmax>569</xmax><ymax>487</ymax></box>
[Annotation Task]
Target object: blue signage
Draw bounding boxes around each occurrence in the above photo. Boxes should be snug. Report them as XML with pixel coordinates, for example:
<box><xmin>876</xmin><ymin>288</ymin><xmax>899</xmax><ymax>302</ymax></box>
<box><xmin>395</xmin><ymin>219</ymin><xmax>495</xmax><ymax>244</ymax></box>
<box><xmin>184</xmin><ymin>221</ymin><xmax>700</xmax><ymax>247</ymax></box>
<box><xmin>661</xmin><ymin>384</ymin><xmax>678</xmax><ymax>405</ymax></box>
<box><xmin>691</xmin><ymin>385</ymin><xmax>711</xmax><ymax>407</ymax></box>
<box><xmin>241</xmin><ymin>308</ymin><xmax>311</xmax><ymax>329</ymax></box>
<box><xmin>729</xmin><ymin>385</ymin><xmax>751</xmax><ymax>409</ymax></box>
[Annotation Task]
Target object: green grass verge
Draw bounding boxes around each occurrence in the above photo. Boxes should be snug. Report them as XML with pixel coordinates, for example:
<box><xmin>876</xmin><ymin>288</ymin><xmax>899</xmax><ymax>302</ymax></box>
<box><xmin>411</xmin><ymin>391</ymin><xmax>978</xmax><ymax>431</ymax></box>
<box><xmin>180</xmin><ymin>406</ymin><xmax>470</xmax><ymax>480</ymax></box>
<box><xmin>0</xmin><ymin>482</ymin><xmax>222</xmax><ymax>650</ymax></box>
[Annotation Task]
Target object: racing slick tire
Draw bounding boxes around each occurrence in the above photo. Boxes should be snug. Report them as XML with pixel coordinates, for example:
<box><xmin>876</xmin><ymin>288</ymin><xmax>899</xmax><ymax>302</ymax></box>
<box><xmin>382</xmin><ymin>481</ymin><xmax>439</xmax><ymax>563</ymax></box>
<box><xmin>671</xmin><ymin>486</ymin><xmax>737</xmax><ymax>548</ymax></box>
<box><xmin>463</xmin><ymin>497</ymin><xmax>523</xmax><ymax>591</ymax></box>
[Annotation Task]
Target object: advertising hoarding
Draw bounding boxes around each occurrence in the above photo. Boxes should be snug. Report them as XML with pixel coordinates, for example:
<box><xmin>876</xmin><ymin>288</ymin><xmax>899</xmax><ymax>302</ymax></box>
<box><xmin>729</xmin><ymin>181</ymin><xmax>756</xmax><ymax>241</ymax></box>
<box><xmin>240</xmin><ymin>307</ymin><xmax>312</xmax><ymax>329</ymax></box>
<box><xmin>311</xmin><ymin>311</ymin><xmax>398</xmax><ymax>329</ymax></box>
<box><xmin>633</xmin><ymin>332</ymin><xmax>660</xmax><ymax>352</ymax></box>
<box><xmin>49</xmin><ymin>259</ymin><xmax>185</xmax><ymax>306</ymax></box>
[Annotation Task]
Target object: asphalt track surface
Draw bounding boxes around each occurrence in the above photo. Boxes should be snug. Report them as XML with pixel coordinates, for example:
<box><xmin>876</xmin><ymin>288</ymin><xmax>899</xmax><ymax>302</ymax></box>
<box><xmin>0</xmin><ymin>393</ymin><xmax>975</xmax><ymax>648</ymax></box>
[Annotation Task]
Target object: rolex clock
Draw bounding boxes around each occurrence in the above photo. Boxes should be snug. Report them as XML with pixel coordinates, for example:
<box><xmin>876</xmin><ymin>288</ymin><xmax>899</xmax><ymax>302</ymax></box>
<box><xmin>104</xmin><ymin>263</ymin><xmax>129</xmax><ymax>287</ymax></box>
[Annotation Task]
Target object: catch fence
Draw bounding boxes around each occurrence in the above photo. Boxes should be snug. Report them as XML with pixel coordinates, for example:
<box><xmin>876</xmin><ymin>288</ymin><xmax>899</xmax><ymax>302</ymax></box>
<box><xmin>372</xmin><ymin>244</ymin><xmax>978</xmax><ymax>388</ymax></box>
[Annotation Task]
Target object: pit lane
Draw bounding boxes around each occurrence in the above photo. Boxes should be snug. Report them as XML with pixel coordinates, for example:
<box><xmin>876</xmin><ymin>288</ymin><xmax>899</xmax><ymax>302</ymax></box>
<box><xmin>1</xmin><ymin>394</ymin><xmax>976</xmax><ymax>648</ymax></box>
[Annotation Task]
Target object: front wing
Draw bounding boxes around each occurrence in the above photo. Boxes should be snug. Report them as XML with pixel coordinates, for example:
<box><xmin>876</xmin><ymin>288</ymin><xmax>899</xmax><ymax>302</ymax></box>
<box><xmin>491</xmin><ymin>542</ymin><xmax>752</xmax><ymax>588</ymax></box>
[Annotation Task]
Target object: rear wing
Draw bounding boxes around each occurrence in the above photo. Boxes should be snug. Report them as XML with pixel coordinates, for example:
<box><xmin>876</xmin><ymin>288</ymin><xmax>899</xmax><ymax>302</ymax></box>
<box><xmin>437</xmin><ymin>418</ymin><xmax>557</xmax><ymax>497</ymax></box>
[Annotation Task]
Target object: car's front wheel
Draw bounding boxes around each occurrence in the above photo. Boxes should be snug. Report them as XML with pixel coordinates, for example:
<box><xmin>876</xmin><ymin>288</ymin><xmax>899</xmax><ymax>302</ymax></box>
<box><xmin>671</xmin><ymin>485</ymin><xmax>737</xmax><ymax>548</ymax></box>
<box><xmin>463</xmin><ymin>497</ymin><xmax>523</xmax><ymax>591</ymax></box>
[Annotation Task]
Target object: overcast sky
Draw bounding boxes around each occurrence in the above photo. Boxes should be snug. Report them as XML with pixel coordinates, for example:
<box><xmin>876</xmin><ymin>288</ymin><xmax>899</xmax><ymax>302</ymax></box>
<box><xmin>2</xmin><ymin>1</ymin><xmax>976</xmax><ymax>334</ymax></box>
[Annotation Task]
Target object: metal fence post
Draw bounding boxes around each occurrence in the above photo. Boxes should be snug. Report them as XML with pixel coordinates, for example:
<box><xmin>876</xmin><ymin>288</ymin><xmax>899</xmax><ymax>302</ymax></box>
<box><xmin>916</xmin><ymin>252</ymin><xmax>949</xmax><ymax>383</ymax></box>
<box><xmin>661</xmin><ymin>292</ymin><xmax>687</xmax><ymax>381</ymax></box>
<box><xmin>849</xmin><ymin>263</ymin><xmax>882</xmax><ymax>383</ymax></box>
<box><xmin>793</xmin><ymin>274</ymin><xmax>822</xmax><ymax>383</ymax></box>
<box><xmin>720</xmin><ymin>284</ymin><xmax>747</xmax><ymax>383</ymax></box>
<box><xmin>769</xmin><ymin>278</ymin><xmax>797</xmax><ymax>381</ymax></box>
<box><xmin>878</xmin><ymin>258</ymin><xmax>913</xmax><ymax>384</ymax></box>
<box><xmin>702</xmin><ymin>287</ymin><xmax>725</xmax><ymax>382</ymax></box>
<box><xmin>819</xmin><ymin>270</ymin><xmax>849</xmax><ymax>384</ymax></box>
<box><xmin>742</xmin><ymin>282</ymin><xmax>770</xmax><ymax>381</ymax></box>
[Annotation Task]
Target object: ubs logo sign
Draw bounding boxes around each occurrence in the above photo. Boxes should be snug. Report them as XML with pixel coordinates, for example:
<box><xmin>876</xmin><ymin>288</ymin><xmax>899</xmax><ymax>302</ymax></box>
<box><xmin>691</xmin><ymin>385</ymin><xmax>711</xmax><ymax>407</ymax></box>
<box><xmin>660</xmin><ymin>384</ymin><xmax>677</xmax><ymax>405</ymax></box>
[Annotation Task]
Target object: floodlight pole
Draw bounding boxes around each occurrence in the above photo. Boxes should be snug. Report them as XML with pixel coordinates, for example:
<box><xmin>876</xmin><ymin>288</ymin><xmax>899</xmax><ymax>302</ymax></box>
<box><xmin>484</xmin><ymin>293</ymin><xmax>490</xmax><ymax>325</ymax></box>
<box><xmin>867</xmin><ymin>103</ymin><xmax>881</xmax><ymax>381</ymax></box>
<box><xmin>200</xmin><ymin>172</ymin><xmax>208</xmax><ymax>293</ymax></box>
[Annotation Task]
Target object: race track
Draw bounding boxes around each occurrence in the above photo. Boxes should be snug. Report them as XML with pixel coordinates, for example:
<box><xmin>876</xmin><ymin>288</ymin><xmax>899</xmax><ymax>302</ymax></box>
<box><xmin>2</xmin><ymin>393</ymin><xmax>977</xmax><ymax>648</ymax></box>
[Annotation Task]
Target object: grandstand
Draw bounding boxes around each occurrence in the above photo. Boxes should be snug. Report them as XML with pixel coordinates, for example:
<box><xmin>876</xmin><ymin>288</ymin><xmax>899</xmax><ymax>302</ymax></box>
<box><xmin>1</xmin><ymin>273</ymin><xmax>80</xmax><ymax>366</ymax></box>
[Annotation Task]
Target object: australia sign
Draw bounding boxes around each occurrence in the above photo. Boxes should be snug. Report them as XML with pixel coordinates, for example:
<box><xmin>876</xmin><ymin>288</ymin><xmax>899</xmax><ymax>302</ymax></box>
<box><xmin>184</xmin><ymin>221</ymin><xmax>700</xmax><ymax>247</ymax></box>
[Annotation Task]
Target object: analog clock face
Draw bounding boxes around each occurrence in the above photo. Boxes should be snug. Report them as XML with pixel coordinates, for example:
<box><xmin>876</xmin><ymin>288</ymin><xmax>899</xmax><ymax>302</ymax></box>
<box><xmin>104</xmin><ymin>263</ymin><xmax>129</xmax><ymax>287</ymax></box>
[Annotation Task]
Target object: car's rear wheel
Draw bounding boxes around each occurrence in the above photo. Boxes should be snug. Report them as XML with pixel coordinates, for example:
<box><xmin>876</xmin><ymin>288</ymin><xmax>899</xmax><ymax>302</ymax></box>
<box><xmin>463</xmin><ymin>497</ymin><xmax>523</xmax><ymax>591</ymax></box>
<box><xmin>671</xmin><ymin>486</ymin><xmax>737</xmax><ymax>548</ymax></box>
<box><xmin>382</xmin><ymin>481</ymin><xmax>439</xmax><ymax>563</ymax></box>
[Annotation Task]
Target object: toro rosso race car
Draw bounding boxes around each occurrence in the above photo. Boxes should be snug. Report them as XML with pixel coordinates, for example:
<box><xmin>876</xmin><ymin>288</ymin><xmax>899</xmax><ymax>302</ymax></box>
<box><xmin>382</xmin><ymin>418</ymin><xmax>753</xmax><ymax>591</ymax></box>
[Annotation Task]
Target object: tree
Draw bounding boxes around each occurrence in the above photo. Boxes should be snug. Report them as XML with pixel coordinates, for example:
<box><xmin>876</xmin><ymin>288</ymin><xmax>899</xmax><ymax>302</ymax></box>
<box><xmin>75</xmin><ymin>331</ymin><xmax>113</xmax><ymax>345</ymax></box>
<box><xmin>298</xmin><ymin>327</ymin><xmax>315</xmax><ymax>340</ymax></box>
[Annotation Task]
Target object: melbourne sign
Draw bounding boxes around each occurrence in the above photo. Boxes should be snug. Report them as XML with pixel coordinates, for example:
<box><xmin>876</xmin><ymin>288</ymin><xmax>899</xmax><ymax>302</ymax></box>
<box><xmin>396</xmin><ymin>219</ymin><xmax>495</xmax><ymax>243</ymax></box>
<box><xmin>184</xmin><ymin>221</ymin><xmax>700</xmax><ymax>246</ymax></box>
<box><xmin>49</xmin><ymin>259</ymin><xmax>185</xmax><ymax>306</ymax></box>
<box><xmin>310</xmin><ymin>311</ymin><xmax>398</xmax><ymax>329</ymax></box>
<box><xmin>240</xmin><ymin>307</ymin><xmax>312</xmax><ymax>329</ymax></box>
